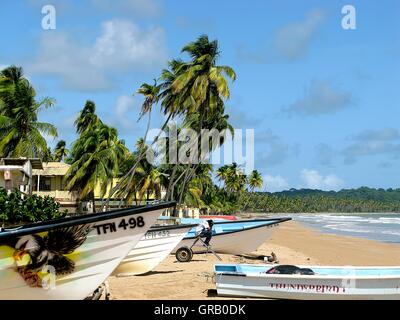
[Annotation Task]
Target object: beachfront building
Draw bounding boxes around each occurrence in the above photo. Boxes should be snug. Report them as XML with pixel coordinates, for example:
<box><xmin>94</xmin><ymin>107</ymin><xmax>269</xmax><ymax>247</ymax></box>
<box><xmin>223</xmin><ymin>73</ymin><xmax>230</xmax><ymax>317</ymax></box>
<box><xmin>32</xmin><ymin>162</ymin><xmax>80</xmax><ymax>212</ymax></box>
<box><xmin>0</xmin><ymin>157</ymin><xmax>43</xmax><ymax>195</ymax></box>
<box><xmin>30</xmin><ymin>162</ymin><xmax>201</xmax><ymax>216</ymax></box>
<box><xmin>31</xmin><ymin>162</ymin><xmax>168</xmax><ymax>213</ymax></box>
<box><xmin>162</xmin><ymin>206</ymin><xmax>200</xmax><ymax>219</ymax></box>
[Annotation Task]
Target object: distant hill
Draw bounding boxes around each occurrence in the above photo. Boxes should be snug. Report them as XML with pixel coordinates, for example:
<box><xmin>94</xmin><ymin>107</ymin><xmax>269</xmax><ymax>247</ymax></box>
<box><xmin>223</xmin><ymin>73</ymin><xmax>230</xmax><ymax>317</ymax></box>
<box><xmin>264</xmin><ymin>187</ymin><xmax>400</xmax><ymax>202</ymax></box>
<box><xmin>241</xmin><ymin>187</ymin><xmax>400</xmax><ymax>213</ymax></box>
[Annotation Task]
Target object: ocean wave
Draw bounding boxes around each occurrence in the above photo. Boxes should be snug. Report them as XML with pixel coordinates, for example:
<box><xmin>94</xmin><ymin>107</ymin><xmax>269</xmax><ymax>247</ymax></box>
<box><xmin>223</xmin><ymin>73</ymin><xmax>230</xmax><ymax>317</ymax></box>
<box><xmin>323</xmin><ymin>224</ymin><xmax>372</xmax><ymax>234</ymax></box>
<box><xmin>379</xmin><ymin>230</ymin><xmax>400</xmax><ymax>237</ymax></box>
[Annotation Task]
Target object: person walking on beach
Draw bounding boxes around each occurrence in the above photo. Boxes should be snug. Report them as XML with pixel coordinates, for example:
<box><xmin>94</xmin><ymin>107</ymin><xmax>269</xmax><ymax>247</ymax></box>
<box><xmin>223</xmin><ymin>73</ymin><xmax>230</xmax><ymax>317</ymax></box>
<box><xmin>195</xmin><ymin>219</ymin><xmax>214</xmax><ymax>246</ymax></box>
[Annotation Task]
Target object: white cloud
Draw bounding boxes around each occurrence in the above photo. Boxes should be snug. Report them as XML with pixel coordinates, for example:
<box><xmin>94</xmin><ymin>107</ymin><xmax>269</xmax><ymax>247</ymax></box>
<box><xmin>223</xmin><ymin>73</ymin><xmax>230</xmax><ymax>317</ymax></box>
<box><xmin>90</xmin><ymin>20</ymin><xmax>166</xmax><ymax>70</ymax></box>
<box><xmin>113</xmin><ymin>95</ymin><xmax>137</xmax><ymax>130</ymax></box>
<box><xmin>343</xmin><ymin>128</ymin><xmax>400</xmax><ymax>164</ymax></box>
<box><xmin>29</xmin><ymin>19</ymin><xmax>167</xmax><ymax>91</ymax></box>
<box><xmin>300</xmin><ymin>169</ymin><xmax>343</xmax><ymax>190</ymax></box>
<box><xmin>255</xmin><ymin>129</ymin><xmax>299</xmax><ymax>167</ymax></box>
<box><xmin>273</xmin><ymin>9</ymin><xmax>325</xmax><ymax>61</ymax></box>
<box><xmin>115</xmin><ymin>95</ymin><xmax>135</xmax><ymax>118</ymax></box>
<box><xmin>283</xmin><ymin>80</ymin><xmax>352</xmax><ymax>116</ymax></box>
<box><xmin>237</xmin><ymin>9</ymin><xmax>326</xmax><ymax>63</ymax></box>
<box><xmin>29</xmin><ymin>33</ymin><xmax>109</xmax><ymax>91</ymax></box>
<box><xmin>264</xmin><ymin>175</ymin><xmax>289</xmax><ymax>192</ymax></box>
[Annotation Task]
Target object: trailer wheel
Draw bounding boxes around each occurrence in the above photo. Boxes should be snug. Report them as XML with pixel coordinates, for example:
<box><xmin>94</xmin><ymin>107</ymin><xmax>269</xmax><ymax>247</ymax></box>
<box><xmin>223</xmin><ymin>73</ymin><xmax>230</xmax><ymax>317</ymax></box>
<box><xmin>175</xmin><ymin>246</ymin><xmax>193</xmax><ymax>262</ymax></box>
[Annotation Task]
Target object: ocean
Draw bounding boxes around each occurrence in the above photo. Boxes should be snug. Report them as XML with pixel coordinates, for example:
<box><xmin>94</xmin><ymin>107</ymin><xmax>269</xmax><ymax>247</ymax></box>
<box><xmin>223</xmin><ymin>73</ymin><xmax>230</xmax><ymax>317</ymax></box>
<box><xmin>283</xmin><ymin>213</ymin><xmax>400</xmax><ymax>244</ymax></box>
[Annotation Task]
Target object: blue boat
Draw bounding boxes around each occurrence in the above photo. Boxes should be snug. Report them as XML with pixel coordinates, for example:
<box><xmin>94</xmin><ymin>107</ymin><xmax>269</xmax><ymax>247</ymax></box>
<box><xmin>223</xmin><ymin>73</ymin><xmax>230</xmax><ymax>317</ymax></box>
<box><xmin>173</xmin><ymin>218</ymin><xmax>291</xmax><ymax>254</ymax></box>
<box><xmin>214</xmin><ymin>264</ymin><xmax>400</xmax><ymax>299</ymax></box>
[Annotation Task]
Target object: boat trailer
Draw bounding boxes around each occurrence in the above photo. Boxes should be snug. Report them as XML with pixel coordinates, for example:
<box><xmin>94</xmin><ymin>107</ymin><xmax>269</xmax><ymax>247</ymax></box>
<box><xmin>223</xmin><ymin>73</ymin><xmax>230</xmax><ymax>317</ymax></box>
<box><xmin>175</xmin><ymin>235</ymin><xmax>222</xmax><ymax>262</ymax></box>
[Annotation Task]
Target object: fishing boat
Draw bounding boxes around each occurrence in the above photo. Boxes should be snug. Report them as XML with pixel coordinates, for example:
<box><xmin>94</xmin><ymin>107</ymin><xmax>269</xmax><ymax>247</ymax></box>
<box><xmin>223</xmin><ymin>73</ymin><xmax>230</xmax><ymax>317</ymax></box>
<box><xmin>0</xmin><ymin>201</ymin><xmax>175</xmax><ymax>300</ymax></box>
<box><xmin>113</xmin><ymin>223</ymin><xmax>196</xmax><ymax>277</ymax></box>
<box><xmin>173</xmin><ymin>218</ymin><xmax>291</xmax><ymax>255</ymax></box>
<box><xmin>214</xmin><ymin>264</ymin><xmax>400</xmax><ymax>300</ymax></box>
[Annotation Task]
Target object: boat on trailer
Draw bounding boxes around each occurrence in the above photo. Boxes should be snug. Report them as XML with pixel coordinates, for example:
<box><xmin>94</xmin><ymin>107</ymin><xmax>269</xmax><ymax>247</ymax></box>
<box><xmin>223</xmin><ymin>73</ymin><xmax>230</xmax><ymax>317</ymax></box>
<box><xmin>0</xmin><ymin>201</ymin><xmax>175</xmax><ymax>300</ymax></box>
<box><xmin>214</xmin><ymin>264</ymin><xmax>400</xmax><ymax>300</ymax></box>
<box><xmin>113</xmin><ymin>223</ymin><xmax>196</xmax><ymax>276</ymax></box>
<box><xmin>173</xmin><ymin>218</ymin><xmax>291</xmax><ymax>255</ymax></box>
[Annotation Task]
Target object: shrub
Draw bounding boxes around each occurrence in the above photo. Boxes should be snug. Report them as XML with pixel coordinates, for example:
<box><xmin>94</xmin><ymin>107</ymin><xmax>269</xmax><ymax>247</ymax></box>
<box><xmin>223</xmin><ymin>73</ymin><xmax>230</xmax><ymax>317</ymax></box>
<box><xmin>0</xmin><ymin>187</ymin><xmax>66</xmax><ymax>226</ymax></box>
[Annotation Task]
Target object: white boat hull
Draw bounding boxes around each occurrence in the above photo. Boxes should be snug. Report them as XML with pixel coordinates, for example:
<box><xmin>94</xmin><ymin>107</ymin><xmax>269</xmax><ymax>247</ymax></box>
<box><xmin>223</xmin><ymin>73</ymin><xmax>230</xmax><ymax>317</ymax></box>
<box><xmin>0</xmin><ymin>206</ymin><xmax>170</xmax><ymax>300</ymax></box>
<box><xmin>173</xmin><ymin>222</ymin><xmax>280</xmax><ymax>255</ymax></box>
<box><xmin>113</xmin><ymin>225</ymin><xmax>193</xmax><ymax>276</ymax></box>
<box><xmin>215</xmin><ymin>264</ymin><xmax>400</xmax><ymax>300</ymax></box>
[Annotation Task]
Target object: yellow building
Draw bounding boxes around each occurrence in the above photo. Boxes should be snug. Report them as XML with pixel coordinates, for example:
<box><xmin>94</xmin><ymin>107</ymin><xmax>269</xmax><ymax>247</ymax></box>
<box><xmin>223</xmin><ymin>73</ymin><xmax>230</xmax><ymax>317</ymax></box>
<box><xmin>32</xmin><ymin>162</ymin><xmax>79</xmax><ymax>212</ymax></box>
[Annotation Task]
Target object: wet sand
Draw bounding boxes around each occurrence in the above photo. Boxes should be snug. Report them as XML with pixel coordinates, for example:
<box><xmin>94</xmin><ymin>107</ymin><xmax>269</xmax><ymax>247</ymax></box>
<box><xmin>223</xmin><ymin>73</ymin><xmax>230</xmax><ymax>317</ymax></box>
<box><xmin>107</xmin><ymin>221</ymin><xmax>400</xmax><ymax>299</ymax></box>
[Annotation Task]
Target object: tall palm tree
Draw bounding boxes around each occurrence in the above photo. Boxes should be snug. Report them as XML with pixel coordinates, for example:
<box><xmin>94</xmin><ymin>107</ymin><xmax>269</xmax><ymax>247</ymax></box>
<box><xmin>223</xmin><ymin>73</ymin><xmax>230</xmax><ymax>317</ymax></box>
<box><xmin>0</xmin><ymin>66</ymin><xmax>57</xmax><ymax>158</ymax></box>
<box><xmin>108</xmin><ymin>35</ymin><xmax>237</xmax><ymax>208</ymax></box>
<box><xmin>74</xmin><ymin>100</ymin><xmax>98</xmax><ymax>134</ymax></box>
<box><xmin>244</xmin><ymin>170</ymin><xmax>263</xmax><ymax>210</ymax></box>
<box><xmin>53</xmin><ymin>140</ymin><xmax>69</xmax><ymax>162</ymax></box>
<box><xmin>65</xmin><ymin>107</ymin><xmax>128</xmax><ymax>212</ymax></box>
<box><xmin>172</xmin><ymin>35</ymin><xmax>236</xmax><ymax>119</ymax></box>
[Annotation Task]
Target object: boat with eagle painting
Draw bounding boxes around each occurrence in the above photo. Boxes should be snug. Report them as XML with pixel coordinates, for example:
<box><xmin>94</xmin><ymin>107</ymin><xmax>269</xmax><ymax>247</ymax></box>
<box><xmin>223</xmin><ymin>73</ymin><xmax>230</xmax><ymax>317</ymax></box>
<box><xmin>0</xmin><ymin>201</ymin><xmax>175</xmax><ymax>300</ymax></box>
<box><xmin>113</xmin><ymin>223</ymin><xmax>196</xmax><ymax>277</ymax></box>
<box><xmin>214</xmin><ymin>264</ymin><xmax>400</xmax><ymax>299</ymax></box>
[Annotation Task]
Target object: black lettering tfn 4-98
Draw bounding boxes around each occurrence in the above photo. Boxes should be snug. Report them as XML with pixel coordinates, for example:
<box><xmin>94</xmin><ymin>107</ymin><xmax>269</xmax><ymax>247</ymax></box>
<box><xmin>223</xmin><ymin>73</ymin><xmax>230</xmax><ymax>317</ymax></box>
<box><xmin>95</xmin><ymin>216</ymin><xmax>145</xmax><ymax>235</ymax></box>
<box><xmin>95</xmin><ymin>222</ymin><xmax>117</xmax><ymax>235</ymax></box>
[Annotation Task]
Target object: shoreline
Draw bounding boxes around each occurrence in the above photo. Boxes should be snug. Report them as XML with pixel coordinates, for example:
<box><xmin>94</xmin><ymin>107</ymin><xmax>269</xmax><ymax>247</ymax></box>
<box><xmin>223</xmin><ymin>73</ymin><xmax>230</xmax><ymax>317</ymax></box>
<box><xmin>107</xmin><ymin>221</ymin><xmax>400</xmax><ymax>300</ymax></box>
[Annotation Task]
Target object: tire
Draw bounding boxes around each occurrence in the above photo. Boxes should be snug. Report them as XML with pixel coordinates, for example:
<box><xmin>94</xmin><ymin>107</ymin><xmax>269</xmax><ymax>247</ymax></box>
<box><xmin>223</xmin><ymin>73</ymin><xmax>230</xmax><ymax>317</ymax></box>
<box><xmin>175</xmin><ymin>246</ymin><xmax>193</xmax><ymax>262</ymax></box>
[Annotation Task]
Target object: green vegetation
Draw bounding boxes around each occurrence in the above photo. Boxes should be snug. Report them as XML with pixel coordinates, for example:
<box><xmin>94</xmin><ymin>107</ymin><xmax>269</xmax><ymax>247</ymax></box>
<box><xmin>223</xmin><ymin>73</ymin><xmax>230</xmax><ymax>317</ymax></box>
<box><xmin>0</xmin><ymin>187</ymin><xmax>66</xmax><ymax>226</ymax></box>
<box><xmin>64</xmin><ymin>101</ymin><xmax>129</xmax><ymax>212</ymax></box>
<box><xmin>109</xmin><ymin>35</ymin><xmax>238</xmax><ymax>211</ymax></box>
<box><xmin>239</xmin><ymin>187</ymin><xmax>400</xmax><ymax>213</ymax></box>
<box><xmin>0</xmin><ymin>36</ymin><xmax>398</xmax><ymax>217</ymax></box>
<box><xmin>0</xmin><ymin>66</ymin><xmax>57</xmax><ymax>158</ymax></box>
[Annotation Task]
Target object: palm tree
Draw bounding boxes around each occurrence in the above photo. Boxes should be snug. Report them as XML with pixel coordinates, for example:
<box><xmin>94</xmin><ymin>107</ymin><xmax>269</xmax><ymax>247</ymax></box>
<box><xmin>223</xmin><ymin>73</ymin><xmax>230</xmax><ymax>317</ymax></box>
<box><xmin>108</xmin><ymin>35</ymin><xmax>237</xmax><ymax>208</ymax></box>
<box><xmin>53</xmin><ymin>140</ymin><xmax>69</xmax><ymax>162</ymax></box>
<box><xmin>74</xmin><ymin>100</ymin><xmax>98</xmax><ymax>134</ymax></box>
<box><xmin>172</xmin><ymin>35</ymin><xmax>236</xmax><ymax>119</ymax></box>
<box><xmin>248</xmin><ymin>170</ymin><xmax>263</xmax><ymax>192</ymax></box>
<box><xmin>65</xmin><ymin>107</ymin><xmax>128</xmax><ymax>212</ymax></box>
<box><xmin>217</xmin><ymin>163</ymin><xmax>247</xmax><ymax>194</ymax></box>
<box><xmin>243</xmin><ymin>170</ymin><xmax>263</xmax><ymax>210</ymax></box>
<box><xmin>0</xmin><ymin>66</ymin><xmax>58</xmax><ymax>158</ymax></box>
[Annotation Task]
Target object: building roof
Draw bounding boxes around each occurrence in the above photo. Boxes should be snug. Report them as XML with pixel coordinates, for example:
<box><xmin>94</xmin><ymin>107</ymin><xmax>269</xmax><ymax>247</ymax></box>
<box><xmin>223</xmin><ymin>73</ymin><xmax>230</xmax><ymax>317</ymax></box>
<box><xmin>1</xmin><ymin>157</ymin><xmax>43</xmax><ymax>170</ymax></box>
<box><xmin>32</xmin><ymin>162</ymin><xmax>71</xmax><ymax>176</ymax></box>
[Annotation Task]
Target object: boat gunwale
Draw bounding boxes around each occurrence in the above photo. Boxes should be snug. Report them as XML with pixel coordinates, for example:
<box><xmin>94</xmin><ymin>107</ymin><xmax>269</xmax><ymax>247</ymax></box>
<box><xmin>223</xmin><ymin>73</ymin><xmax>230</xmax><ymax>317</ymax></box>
<box><xmin>214</xmin><ymin>263</ymin><xmax>400</xmax><ymax>280</ymax></box>
<box><xmin>215</xmin><ymin>272</ymin><xmax>400</xmax><ymax>280</ymax></box>
<box><xmin>150</xmin><ymin>223</ymin><xmax>198</xmax><ymax>232</ymax></box>
<box><xmin>199</xmin><ymin>217</ymin><xmax>292</xmax><ymax>225</ymax></box>
<box><xmin>0</xmin><ymin>201</ymin><xmax>176</xmax><ymax>239</ymax></box>
<box><xmin>184</xmin><ymin>218</ymin><xmax>292</xmax><ymax>240</ymax></box>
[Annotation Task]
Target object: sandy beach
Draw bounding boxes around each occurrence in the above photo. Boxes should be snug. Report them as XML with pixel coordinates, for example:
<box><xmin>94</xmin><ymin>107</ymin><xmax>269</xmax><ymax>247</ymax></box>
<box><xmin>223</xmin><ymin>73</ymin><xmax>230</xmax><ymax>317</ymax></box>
<box><xmin>107</xmin><ymin>221</ymin><xmax>400</xmax><ymax>299</ymax></box>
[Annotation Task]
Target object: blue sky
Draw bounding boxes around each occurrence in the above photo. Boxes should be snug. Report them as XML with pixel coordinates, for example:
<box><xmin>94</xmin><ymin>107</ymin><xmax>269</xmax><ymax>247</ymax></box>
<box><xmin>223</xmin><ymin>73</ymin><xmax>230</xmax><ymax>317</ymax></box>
<box><xmin>1</xmin><ymin>0</ymin><xmax>399</xmax><ymax>191</ymax></box>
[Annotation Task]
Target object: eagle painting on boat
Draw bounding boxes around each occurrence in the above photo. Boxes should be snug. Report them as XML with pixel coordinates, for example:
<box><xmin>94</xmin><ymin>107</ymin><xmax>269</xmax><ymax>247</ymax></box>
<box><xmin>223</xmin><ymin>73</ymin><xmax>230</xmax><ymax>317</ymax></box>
<box><xmin>2</xmin><ymin>225</ymin><xmax>92</xmax><ymax>288</ymax></box>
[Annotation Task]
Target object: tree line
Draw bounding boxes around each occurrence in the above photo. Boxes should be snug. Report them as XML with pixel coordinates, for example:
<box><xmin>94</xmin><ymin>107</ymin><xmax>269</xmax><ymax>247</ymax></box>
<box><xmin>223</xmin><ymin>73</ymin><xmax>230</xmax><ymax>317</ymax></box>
<box><xmin>239</xmin><ymin>188</ymin><xmax>400</xmax><ymax>213</ymax></box>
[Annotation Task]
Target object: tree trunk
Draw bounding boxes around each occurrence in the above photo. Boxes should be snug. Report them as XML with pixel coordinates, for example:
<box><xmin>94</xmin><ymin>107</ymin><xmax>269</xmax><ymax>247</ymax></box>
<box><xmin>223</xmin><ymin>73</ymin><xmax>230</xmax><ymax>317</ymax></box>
<box><xmin>91</xmin><ymin>192</ymin><xmax>96</xmax><ymax>213</ymax></box>
<box><xmin>106</xmin><ymin>113</ymin><xmax>172</xmax><ymax>209</ymax></box>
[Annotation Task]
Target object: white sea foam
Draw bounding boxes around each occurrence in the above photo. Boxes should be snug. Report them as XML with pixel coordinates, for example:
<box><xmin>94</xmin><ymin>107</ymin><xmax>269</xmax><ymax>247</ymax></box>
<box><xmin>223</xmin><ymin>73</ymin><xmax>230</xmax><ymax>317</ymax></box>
<box><xmin>323</xmin><ymin>224</ymin><xmax>372</xmax><ymax>234</ymax></box>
